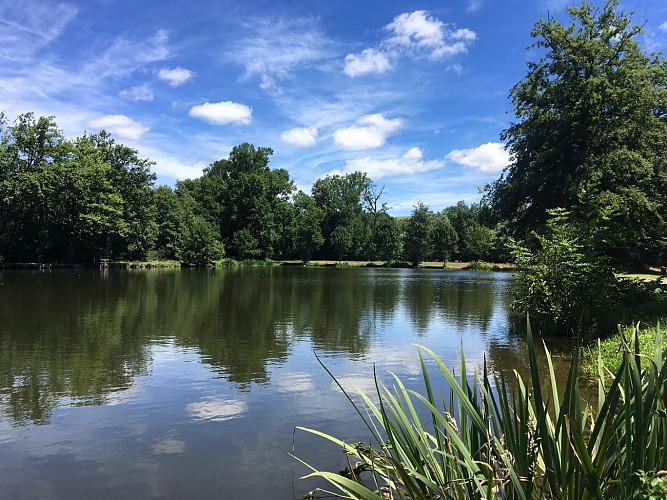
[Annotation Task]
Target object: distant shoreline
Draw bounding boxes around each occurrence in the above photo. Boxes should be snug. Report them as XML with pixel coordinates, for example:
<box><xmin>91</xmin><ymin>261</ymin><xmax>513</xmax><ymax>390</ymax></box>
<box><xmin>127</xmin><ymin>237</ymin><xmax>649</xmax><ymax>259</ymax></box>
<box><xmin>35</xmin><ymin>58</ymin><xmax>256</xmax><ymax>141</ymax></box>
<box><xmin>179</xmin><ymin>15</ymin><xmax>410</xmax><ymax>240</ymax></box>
<box><xmin>0</xmin><ymin>260</ymin><xmax>513</xmax><ymax>271</ymax></box>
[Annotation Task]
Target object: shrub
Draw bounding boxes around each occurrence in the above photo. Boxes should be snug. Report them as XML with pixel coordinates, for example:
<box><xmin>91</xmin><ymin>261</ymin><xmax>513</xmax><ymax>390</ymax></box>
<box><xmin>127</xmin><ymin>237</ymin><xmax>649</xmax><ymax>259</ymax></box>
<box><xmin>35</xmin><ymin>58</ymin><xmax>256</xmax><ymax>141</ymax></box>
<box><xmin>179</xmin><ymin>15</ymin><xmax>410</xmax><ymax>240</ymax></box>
<box><xmin>510</xmin><ymin>208</ymin><xmax>618</xmax><ymax>336</ymax></box>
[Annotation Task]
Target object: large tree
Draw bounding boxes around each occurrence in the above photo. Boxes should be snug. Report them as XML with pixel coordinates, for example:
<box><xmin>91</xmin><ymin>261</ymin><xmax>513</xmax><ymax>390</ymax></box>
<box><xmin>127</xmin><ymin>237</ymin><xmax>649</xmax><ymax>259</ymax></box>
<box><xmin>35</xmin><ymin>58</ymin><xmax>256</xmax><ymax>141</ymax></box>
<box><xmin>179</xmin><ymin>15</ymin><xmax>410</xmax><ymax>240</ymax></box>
<box><xmin>487</xmin><ymin>0</ymin><xmax>667</xmax><ymax>265</ymax></box>
<box><xmin>311</xmin><ymin>172</ymin><xmax>373</xmax><ymax>260</ymax></box>
<box><xmin>0</xmin><ymin>114</ymin><xmax>157</xmax><ymax>262</ymax></box>
<box><xmin>403</xmin><ymin>202</ymin><xmax>434</xmax><ymax>266</ymax></box>
<box><xmin>180</xmin><ymin>143</ymin><xmax>294</xmax><ymax>260</ymax></box>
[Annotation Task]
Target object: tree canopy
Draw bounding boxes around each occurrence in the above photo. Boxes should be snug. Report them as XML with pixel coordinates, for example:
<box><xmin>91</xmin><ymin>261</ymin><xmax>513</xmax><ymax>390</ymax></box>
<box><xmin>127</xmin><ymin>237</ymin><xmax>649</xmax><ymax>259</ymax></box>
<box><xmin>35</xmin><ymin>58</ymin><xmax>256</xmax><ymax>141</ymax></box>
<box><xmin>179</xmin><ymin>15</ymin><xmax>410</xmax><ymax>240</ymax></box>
<box><xmin>487</xmin><ymin>0</ymin><xmax>667</xmax><ymax>265</ymax></box>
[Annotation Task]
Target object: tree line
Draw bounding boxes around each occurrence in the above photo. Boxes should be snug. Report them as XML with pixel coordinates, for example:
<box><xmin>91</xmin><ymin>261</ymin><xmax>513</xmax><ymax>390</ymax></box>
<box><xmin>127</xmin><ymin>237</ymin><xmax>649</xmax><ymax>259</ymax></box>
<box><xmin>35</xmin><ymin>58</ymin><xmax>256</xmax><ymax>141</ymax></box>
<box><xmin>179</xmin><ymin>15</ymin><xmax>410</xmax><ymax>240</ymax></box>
<box><xmin>0</xmin><ymin>113</ymin><xmax>496</xmax><ymax>265</ymax></box>
<box><xmin>2</xmin><ymin>0</ymin><xmax>664</xmax><ymax>282</ymax></box>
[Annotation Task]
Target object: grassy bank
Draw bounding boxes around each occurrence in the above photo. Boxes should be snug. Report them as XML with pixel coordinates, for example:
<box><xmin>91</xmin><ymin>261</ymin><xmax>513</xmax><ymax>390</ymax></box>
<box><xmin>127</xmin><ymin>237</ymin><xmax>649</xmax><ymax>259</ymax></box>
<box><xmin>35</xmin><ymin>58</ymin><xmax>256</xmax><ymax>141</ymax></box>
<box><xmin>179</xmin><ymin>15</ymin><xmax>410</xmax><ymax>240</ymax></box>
<box><xmin>282</xmin><ymin>260</ymin><xmax>511</xmax><ymax>270</ymax></box>
<box><xmin>0</xmin><ymin>259</ymin><xmax>512</xmax><ymax>270</ymax></box>
<box><xmin>583</xmin><ymin>323</ymin><xmax>664</xmax><ymax>377</ymax></box>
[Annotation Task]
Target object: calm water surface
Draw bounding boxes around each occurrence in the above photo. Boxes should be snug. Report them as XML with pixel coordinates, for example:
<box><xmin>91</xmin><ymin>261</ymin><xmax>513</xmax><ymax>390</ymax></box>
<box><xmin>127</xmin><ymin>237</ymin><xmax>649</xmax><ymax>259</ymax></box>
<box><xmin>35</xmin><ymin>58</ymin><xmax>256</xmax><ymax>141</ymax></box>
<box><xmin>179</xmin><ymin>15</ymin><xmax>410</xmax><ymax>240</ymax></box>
<box><xmin>0</xmin><ymin>267</ymin><xmax>528</xmax><ymax>499</ymax></box>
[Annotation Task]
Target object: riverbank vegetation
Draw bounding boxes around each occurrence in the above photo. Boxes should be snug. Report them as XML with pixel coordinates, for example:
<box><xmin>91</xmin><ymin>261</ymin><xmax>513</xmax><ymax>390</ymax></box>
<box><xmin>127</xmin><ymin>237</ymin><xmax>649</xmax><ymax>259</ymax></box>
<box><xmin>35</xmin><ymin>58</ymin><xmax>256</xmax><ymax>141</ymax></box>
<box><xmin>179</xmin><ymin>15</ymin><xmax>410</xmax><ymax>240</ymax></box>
<box><xmin>295</xmin><ymin>321</ymin><xmax>667</xmax><ymax>499</ymax></box>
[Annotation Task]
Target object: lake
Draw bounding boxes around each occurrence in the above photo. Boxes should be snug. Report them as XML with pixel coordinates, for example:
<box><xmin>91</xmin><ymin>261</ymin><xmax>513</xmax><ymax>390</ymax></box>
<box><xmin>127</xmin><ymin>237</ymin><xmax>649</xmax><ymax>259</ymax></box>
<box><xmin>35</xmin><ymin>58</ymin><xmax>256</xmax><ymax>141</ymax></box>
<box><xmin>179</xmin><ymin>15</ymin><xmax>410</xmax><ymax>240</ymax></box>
<box><xmin>0</xmin><ymin>267</ymin><xmax>527</xmax><ymax>499</ymax></box>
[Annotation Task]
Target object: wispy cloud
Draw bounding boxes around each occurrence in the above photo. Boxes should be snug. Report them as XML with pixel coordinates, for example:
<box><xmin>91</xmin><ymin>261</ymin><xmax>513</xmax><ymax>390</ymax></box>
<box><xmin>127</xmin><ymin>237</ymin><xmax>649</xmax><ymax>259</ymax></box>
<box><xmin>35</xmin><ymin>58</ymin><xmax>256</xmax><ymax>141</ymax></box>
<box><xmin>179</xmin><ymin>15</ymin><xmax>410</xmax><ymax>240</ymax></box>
<box><xmin>332</xmin><ymin>146</ymin><xmax>444</xmax><ymax>179</ymax></box>
<box><xmin>189</xmin><ymin>101</ymin><xmax>252</xmax><ymax>125</ymax></box>
<box><xmin>120</xmin><ymin>84</ymin><xmax>154</xmax><ymax>102</ymax></box>
<box><xmin>281</xmin><ymin>127</ymin><xmax>318</xmax><ymax>147</ymax></box>
<box><xmin>466</xmin><ymin>0</ymin><xmax>483</xmax><ymax>13</ymax></box>
<box><xmin>83</xmin><ymin>30</ymin><xmax>170</xmax><ymax>79</ymax></box>
<box><xmin>227</xmin><ymin>17</ymin><xmax>331</xmax><ymax>90</ymax></box>
<box><xmin>88</xmin><ymin>114</ymin><xmax>150</xmax><ymax>140</ymax></box>
<box><xmin>333</xmin><ymin>113</ymin><xmax>403</xmax><ymax>150</ymax></box>
<box><xmin>446</xmin><ymin>142</ymin><xmax>508</xmax><ymax>174</ymax></box>
<box><xmin>157</xmin><ymin>67</ymin><xmax>194</xmax><ymax>86</ymax></box>
<box><xmin>0</xmin><ymin>1</ymin><xmax>78</xmax><ymax>62</ymax></box>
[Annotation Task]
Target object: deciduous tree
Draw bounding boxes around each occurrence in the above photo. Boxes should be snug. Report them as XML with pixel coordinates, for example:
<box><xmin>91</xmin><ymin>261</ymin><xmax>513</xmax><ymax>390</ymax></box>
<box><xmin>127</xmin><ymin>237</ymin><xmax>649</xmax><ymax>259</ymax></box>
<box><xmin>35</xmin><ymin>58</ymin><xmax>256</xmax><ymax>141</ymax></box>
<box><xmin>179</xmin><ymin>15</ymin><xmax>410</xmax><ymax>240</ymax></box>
<box><xmin>487</xmin><ymin>0</ymin><xmax>667</xmax><ymax>266</ymax></box>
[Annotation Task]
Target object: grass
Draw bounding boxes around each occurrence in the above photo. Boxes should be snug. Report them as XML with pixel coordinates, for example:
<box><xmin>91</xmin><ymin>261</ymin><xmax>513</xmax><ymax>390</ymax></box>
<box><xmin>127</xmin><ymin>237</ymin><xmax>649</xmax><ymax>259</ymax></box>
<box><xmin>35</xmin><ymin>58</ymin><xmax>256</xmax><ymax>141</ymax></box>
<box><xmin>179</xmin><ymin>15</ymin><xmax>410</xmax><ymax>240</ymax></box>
<box><xmin>293</xmin><ymin>319</ymin><xmax>667</xmax><ymax>499</ymax></box>
<box><xmin>617</xmin><ymin>273</ymin><xmax>667</xmax><ymax>285</ymax></box>
<box><xmin>114</xmin><ymin>259</ymin><xmax>181</xmax><ymax>268</ymax></box>
<box><xmin>582</xmin><ymin>323</ymin><xmax>664</xmax><ymax>377</ymax></box>
<box><xmin>281</xmin><ymin>260</ymin><xmax>512</xmax><ymax>270</ymax></box>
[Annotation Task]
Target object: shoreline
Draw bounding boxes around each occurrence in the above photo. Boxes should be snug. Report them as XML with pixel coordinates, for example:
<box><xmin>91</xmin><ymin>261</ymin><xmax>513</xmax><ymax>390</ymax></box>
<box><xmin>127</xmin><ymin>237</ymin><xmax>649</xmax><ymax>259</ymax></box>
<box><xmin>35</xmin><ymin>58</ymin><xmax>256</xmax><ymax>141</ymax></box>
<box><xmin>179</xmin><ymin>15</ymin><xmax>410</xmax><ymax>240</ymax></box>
<box><xmin>0</xmin><ymin>260</ymin><xmax>513</xmax><ymax>271</ymax></box>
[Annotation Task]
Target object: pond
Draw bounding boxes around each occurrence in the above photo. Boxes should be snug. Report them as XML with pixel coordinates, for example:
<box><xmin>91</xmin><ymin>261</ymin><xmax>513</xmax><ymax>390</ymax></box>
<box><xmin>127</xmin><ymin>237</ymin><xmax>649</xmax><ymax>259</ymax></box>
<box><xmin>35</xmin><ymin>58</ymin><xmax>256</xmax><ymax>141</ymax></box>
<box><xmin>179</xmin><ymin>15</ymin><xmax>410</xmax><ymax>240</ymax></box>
<box><xmin>0</xmin><ymin>267</ymin><xmax>532</xmax><ymax>499</ymax></box>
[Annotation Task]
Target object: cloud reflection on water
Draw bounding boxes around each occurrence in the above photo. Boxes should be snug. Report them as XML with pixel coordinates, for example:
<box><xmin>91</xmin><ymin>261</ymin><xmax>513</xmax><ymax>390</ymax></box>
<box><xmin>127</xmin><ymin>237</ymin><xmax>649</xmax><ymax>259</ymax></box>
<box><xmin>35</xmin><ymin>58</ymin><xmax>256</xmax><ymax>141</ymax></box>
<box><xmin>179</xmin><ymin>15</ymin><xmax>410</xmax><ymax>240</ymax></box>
<box><xmin>186</xmin><ymin>397</ymin><xmax>248</xmax><ymax>422</ymax></box>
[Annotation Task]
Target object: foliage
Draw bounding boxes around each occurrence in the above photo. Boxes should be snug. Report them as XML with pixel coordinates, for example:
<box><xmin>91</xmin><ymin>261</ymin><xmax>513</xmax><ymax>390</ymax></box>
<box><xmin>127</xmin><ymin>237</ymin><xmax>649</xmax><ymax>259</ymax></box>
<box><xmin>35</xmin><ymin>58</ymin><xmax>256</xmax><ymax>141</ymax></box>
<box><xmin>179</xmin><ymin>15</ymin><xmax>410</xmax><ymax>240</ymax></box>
<box><xmin>331</xmin><ymin>226</ymin><xmax>353</xmax><ymax>263</ymax></box>
<box><xmin>312</xmin><ymin>172</ymin><xmax>373</xmax><ymax>261</ymax></box>
<box><xmin>175</xmin><ymin>215</ymin><xmax>224</xmax><ymax>266</ymax></box>
<box><xmin>0</xmin><ymin>113</ymin><xmax>156</xmax><ymax>262</ymax></box>
<box><xmin>291</xmin><ymin>191</ymin><xmax>325</xmax><ymax>263</ymax></box>
<box><xmin>464</xmin><ymin>223</ymin><xmax>494</xmax><ymax>261</ymax></box>
<box><xmin>443</xmin><ymin>201</ymin><xmax>483</xmax><ymax>261</ymax></box>
<box><xmin>430</xmin><ymin>213</ymin><xmax>458</xmax><ymax>264</ymax></box>
<box><xmin>464</xmin><ymin>261</ymin><xmax>498</xmax><ymax>271</ymax></box>
<box><xmin>0</xmin><ymin>112</ymin><xmax>509</xmax><ymax>267</ymax></box>
<box><xmin>295</xmin><ymin>320</ymin><xmax>667</xmax><ymax>499</ymax></box>
<box><xmin>486</xmin><ymin>0</ymin><xmax>667</xmax><ymax>266</ymax></box>
<box><xmin>402</xmin><ymin>202</ymin><xmax>433</xmax><ymax>266</ymax></box>
<box><xmin>510</xmin><ymin>208</ymin><xmax>617</xmax><ymax>335</ymax></box>
<box><xmin>373</xmin><ymin>213</ymin><xmax>401</xmax><ymax>263</ymax></box>
<box><xmin>178</xmin><ymin>143</ymin><xmax>294</xmax><ymax>260</ymax></box>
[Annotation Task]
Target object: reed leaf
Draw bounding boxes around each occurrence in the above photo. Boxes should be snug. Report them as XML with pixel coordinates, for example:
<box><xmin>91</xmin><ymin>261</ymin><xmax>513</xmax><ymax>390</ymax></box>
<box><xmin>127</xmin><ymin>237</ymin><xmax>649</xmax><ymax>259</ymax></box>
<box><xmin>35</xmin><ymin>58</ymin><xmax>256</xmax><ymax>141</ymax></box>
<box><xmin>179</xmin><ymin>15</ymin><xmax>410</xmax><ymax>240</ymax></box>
<box><xmin>294</xmin><ymin>319</ymin><xmax>667</xmax><ymax>499</ymax></box>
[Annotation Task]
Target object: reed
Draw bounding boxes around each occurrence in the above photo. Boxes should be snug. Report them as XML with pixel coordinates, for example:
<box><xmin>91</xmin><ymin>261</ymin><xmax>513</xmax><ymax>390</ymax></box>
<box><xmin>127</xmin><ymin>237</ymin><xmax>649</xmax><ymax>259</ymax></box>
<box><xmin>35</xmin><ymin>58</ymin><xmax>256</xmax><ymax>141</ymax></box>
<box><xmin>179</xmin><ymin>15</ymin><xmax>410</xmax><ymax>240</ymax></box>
<box><xmin>294</xmin><ymin>320</ymin><xmax>667</xmax><ymax>499</ymax></box>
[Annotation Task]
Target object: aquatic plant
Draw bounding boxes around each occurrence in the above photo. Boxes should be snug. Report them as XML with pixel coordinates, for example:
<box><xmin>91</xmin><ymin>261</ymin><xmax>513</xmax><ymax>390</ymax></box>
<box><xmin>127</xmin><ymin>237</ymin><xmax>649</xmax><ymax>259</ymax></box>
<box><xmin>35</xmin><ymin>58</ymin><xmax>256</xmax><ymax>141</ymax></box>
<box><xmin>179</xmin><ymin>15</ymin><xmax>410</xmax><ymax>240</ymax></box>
<box><xmin>294</xmin><ymin>320</ymin><xmax>667</xmax><ymax>499</ymax></box>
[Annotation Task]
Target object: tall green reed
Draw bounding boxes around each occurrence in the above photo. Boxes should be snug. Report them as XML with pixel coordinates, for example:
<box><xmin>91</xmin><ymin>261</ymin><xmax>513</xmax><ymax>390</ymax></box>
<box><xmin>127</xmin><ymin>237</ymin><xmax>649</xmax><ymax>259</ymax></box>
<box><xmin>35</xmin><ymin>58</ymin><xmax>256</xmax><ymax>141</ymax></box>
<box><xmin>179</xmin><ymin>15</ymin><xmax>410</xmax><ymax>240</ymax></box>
<box><xmin>293</xmin><ymin>320</ymin><xmax>667</xmax><ymax>499</ymax></box>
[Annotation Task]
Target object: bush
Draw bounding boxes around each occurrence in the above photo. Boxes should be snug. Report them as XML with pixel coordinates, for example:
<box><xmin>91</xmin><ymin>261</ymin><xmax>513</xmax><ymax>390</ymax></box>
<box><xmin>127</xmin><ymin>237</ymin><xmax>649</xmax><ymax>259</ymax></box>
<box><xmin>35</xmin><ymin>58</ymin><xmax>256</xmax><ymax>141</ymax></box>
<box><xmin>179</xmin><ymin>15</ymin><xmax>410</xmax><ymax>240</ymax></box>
<box><xmin>463</xmin><ymin>261</ymin><xmax>497</xmax><ymax>271</ymax></box>
<box><xmin>175</xmin><ymin>216</ymin><xmax>224</xmax><ymax>266</ymax></box>
<box><xmin>510</xmin><ymin>208</ymin><xmax>618</xmax><ymax>336</ymax></box>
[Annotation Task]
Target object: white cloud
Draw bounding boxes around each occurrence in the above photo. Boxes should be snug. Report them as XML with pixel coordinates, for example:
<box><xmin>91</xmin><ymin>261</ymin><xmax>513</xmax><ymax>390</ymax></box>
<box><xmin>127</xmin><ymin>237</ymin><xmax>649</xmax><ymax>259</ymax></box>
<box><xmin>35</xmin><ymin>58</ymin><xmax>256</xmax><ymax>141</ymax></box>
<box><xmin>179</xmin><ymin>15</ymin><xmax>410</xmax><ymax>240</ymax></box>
<box><xmin>278</xmin><ymin>372</ymin><xmax>315</xmax><ymax>393</ymax></box>
<box><xmin>88</xmin><ymin>114</ymin><xmax>150</xmax><ymax>140</ymax></box>
<box><xmin>660</xmin><ymin>21</ymin><xmax>667</xmax><ymax>32</ymax></box>
<box><xmin>120</xmin><ymin>84</ymin><xmax>154</xmax><ymax>102</ymax></box>
<box><xmin>228</xmin><ymin>17</ymin><xmax>330</xmax><ymax>90</ymax></box>
<box><xmin>343</xmin><ymin>48</ymin><xmax>391</xmax><ymax>77</ymax></box>
<box><xmin>152</xmin><ymin>438</ymin><xmax>186</xmax><ymax>455</ymax></box>
<box><xmin>332</xmin><ymin>147</ymin><xmax>444</xmax><ymax>179</ymax></box>
<box><xmin>386</xmin><ymin>11</ymin><xmax>445</xmax><ymax>49</ymax></box>
<box><xmin>157</xmin><ymin>67</ymin><xmax>193</xmax><ymax>86</ymax></box>
<box><xmin>333</xmin><ymin>113</ymin><xmax>403</xmax><ymax>150</ymax></box>
<box><xmin>147</xmin><ymin>152</ymin><xmax>208</xmax><ymax>180</ymax></box>
<box><xmin>281</xmin><ymin>127</ymin><xmax>318</xmax><ymax>147</ymax></box>
<box><xmin>189</xmin><ymin>101</ymin><xmax>252</xmax><ymax>125</ymax></box>
<box><xmin>385</xmin><ymin>11</ymin><xmax>476</xmax><ymax>60</ymax></box>
<box><xmin>446</xmin><ymin>142</ymin><xmax>509</xmax><ymax>174</ymax></box>
<box><xmin>342</xmin><ymin>11</ymin><xmax>476</xmax><ymax>77</ymax></box>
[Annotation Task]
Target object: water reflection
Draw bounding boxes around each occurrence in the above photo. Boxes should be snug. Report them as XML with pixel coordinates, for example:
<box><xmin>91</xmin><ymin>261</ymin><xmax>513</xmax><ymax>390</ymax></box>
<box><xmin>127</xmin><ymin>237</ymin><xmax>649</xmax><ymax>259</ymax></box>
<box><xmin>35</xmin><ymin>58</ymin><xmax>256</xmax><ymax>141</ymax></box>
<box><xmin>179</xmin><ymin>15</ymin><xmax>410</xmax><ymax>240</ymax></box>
<box><xmin>0</xmin><ymin>268</ymin><xmax>510</xmax><ymax>428</ymax></box>
<box><xmin>186</xmin><ymin>397</ymin><xmax>248</xmax><ymax>422</ymax></box>
<box><xmin>0</xmin><ymin>267</ymin><xmax>544</xmax><ymax>499</ymax></box>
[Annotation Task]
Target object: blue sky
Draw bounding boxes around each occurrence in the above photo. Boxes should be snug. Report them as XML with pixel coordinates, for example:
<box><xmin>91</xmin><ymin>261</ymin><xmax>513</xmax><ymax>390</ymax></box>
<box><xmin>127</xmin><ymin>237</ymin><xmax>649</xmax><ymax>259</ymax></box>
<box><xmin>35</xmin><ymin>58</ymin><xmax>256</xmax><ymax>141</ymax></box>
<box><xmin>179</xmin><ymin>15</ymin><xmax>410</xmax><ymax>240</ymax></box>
<box><xmin>1</xmin><ymin>0</ymin><xmax>666</xmax><ymax>214</ymax></box>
